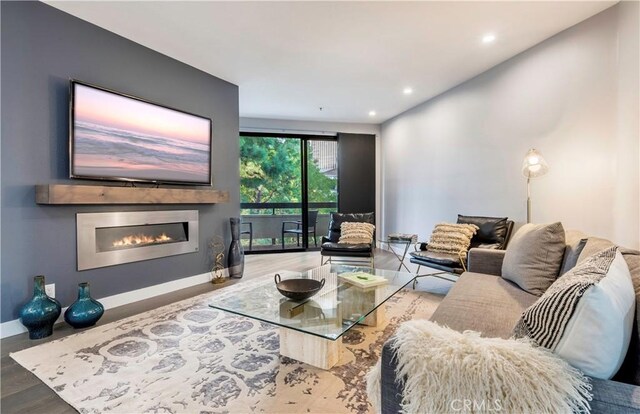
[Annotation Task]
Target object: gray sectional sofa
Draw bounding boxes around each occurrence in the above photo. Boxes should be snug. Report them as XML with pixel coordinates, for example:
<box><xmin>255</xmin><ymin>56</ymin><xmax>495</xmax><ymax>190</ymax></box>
<box><xmin>380</xmin><ymin>233</ymin><xmax>640</xmax><ymax>413</ymax></box>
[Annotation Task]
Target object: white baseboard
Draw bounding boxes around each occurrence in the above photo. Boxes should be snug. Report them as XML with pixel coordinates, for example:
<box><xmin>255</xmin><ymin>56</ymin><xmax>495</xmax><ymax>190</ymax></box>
<box><xmin>0</xmin><ymin>319</ymin><xmax>31</xmax><ymax>339</ymax></box>
<box><xmin>1</xmin><ymin>270</ymin><xmax>221</xmax><ymax>339</ymax></box>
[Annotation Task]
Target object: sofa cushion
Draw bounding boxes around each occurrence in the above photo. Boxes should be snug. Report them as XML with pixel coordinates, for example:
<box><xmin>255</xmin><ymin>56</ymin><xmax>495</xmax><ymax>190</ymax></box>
<box><xmin>615</xmin><ymin>248</ymin><xmax>640</xmax><ymax>386</ymax></box>
<box><xmin>467</xmin><ymin>248</ymin><xmax>506</xmax><ymax>276</ymax></box>
<box><xmin>457</xmin><ymin>215</ymin><xmax>509</xmax><ymax>247</ymax></box>
<box><xmin>514</xmin><ymin>247</ymin><xmax>635</xmax><ymax>379</ymax></box>
<box><xmin>320</xmin><ymin>241</ymin><xmax>371</xmax><ymax>252</ymax></box>
<box><xmin>589</xmin><ymin>377</ymin><xmax>640</xmax><ymax>413</ymax></box>
<box><xmin>429</xmin><ymin>272</ymin><xmax>538</xmax><ymax>339</ymax></box>
<box><xmin>502</xmin><ymin>222</ymin><xmax>566</xmax><ymax>296</ymax></box>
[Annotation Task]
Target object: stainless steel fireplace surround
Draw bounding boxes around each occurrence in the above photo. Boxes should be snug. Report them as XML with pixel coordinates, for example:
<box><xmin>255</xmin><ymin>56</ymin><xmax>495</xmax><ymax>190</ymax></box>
<box><xmin>77</xmin><ymin>210</ymin><xmax>199</xmax><ymax>271</ymax></box>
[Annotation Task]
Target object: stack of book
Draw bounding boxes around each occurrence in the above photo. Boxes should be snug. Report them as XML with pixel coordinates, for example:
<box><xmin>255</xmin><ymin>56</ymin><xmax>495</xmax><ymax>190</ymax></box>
<box><xmin>339</xmin><ymin>271</ymin><xmax>388</xmax><ymax>288</ymax></box>
<box><xmin>388</xmin><ymin>233</ymin><xmax>418</xmax><ymax>243</ymax></box>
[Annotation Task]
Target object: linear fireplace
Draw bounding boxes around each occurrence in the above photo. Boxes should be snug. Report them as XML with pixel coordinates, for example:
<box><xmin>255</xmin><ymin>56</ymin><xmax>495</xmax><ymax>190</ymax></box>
<box><xmin>76</xmin><ymin>210</ymin><xmax>199</xmax><ymax>271</ymax></box>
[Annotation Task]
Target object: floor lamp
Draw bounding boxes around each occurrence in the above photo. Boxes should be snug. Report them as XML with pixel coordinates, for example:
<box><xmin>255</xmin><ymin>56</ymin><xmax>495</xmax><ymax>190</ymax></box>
<box><xmin>522</xmin><ymin>149</ymin><xmax>549</xmax><ymax>223</ymax></box>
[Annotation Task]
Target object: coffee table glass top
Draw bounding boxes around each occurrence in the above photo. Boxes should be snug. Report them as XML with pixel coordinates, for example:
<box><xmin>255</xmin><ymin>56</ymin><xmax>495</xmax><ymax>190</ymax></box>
<box><xmin>209</xmin><ymin>264</ymin><xmax>423</xmax><ymax>340</ymax></box>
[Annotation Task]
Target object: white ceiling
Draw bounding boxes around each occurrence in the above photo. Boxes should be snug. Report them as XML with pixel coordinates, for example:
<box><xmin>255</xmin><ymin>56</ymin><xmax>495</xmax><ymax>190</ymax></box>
<box><xmin>45</xmin><ymin>1</ymin><xmax>616</xmax><ymax>124</ymax></box>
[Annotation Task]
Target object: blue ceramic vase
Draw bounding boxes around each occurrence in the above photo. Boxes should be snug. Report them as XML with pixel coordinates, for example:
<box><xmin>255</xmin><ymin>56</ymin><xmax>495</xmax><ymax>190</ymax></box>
<box><xmin>228</xmin><ymin>217</ymin><xmax>244</xmax><ymax>278</ymax></box>
<box><xmin>19</xmin><ymin>275</ymin><xmax>62</xmax><ymax>339</ymax></box>
<box><xmin>64</xmin><ymin>282</ymin><xmax>104</xmax><ymax>329</ymax></box>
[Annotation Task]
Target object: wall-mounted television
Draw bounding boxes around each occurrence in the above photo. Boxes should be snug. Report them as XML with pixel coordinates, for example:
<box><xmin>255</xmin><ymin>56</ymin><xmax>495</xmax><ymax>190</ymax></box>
<box><xmin>70</xmin><ymin>80</ymin><xmax>212</xmax><ymax>185</ymax></box>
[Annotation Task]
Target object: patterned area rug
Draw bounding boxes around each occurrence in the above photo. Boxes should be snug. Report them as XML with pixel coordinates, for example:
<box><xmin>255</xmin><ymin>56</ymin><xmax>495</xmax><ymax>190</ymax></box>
<box><xmin>11</xmin><ymin>277</ymin><xmax>442</xmax><ymax>413</ymax></box>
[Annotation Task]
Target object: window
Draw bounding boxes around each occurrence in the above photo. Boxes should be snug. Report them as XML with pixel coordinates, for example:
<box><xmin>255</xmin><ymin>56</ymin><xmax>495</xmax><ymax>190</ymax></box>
<box><xmin>239</xmin><ymin>133</ymin><xmax>338</xmax><ymax>252</ymax></box>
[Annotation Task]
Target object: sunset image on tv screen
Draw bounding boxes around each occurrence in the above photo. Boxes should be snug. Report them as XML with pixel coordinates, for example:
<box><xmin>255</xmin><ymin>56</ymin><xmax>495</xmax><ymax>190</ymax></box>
<box><xmin>72</xmin><ymin>83</ymin><xmax>211</xmax><ymax>184</ymax></box>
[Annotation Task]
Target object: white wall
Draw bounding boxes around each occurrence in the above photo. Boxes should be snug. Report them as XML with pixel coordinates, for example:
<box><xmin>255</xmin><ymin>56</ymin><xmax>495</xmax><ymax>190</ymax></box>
<box><xmin>239</xmin><ymin>117</ymin><xmax>382</xmax><ymax>231</ymax></box>
<box><xmin>614</xmin><ymin>2</ymin><xmax>640</xmax><ymax>250</ymax></box>
<box><xmin>380</xmin><ymin>2</ymin><xmax>639</xmax><ymax>249</ymax></box>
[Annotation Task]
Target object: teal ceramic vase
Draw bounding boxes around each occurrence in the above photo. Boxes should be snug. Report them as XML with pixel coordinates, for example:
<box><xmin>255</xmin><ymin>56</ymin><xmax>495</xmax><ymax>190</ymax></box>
<box><xmin>19</xmin><ymin>275</ymin><xmax>62</xmax><ymax>339</ymax></box>
<box><xmin>64</xmin><ymin>282</ymin><xmax>104</xmax><ymax>329</ymax></box>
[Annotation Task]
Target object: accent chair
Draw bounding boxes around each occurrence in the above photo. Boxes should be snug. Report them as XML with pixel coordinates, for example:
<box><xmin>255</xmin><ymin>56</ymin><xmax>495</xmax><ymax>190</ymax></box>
<box><xmin>410</xmin><ymin>215</ymin><xmax>514</xmax><ymax>275</ymax></box>
<box><xmin>320</xmin><ymin>212</ymin><xmax>375</xmax><ymax>267</ymax></box>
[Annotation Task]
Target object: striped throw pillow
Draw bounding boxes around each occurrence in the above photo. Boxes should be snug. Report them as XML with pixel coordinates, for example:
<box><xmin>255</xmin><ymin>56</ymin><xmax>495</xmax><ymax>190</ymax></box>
<box><xmin>339</xmin><ymin>222</ymin><xmax>375</xmax><ymax>245</ymax></box>
<box><xmin>513</xmin><ymin>246</ymin><xmax>635</xmax><ymax>379</ymax></box>
<box><xmin>426</xmin><ymin>223</ymin><xmax>479</xmax><ymax>255</ymax></box>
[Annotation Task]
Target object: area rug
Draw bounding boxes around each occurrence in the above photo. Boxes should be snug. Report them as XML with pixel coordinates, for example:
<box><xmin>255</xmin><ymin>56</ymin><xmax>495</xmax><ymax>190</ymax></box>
<box><xmin>11</xmin><ymin>276</ymin><xmax>442</xmax><ymax>414</ymax></box>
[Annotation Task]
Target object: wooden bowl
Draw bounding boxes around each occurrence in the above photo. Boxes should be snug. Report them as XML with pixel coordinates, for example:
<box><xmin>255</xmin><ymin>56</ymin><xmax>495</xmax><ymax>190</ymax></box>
<box><xmin>274</xmin><ymin>273</ymin><xmax>325</xmax><ymax>301</ymax></box>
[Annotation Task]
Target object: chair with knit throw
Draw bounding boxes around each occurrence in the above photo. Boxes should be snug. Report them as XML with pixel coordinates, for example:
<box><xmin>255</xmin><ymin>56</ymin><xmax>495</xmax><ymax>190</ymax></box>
<box><xmin>410</xmin><ymin>215</ymin><xmax>514</xmax><ymax>275</ymax></box>
<box><xmin>320</xmin><ymin>212</ymin><xmax>375</xmax><ymax>267</ymax></box>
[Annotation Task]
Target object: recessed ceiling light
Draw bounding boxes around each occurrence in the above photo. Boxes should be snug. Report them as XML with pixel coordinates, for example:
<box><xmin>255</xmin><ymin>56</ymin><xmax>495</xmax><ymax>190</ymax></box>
<box><xmin>368</xmin><ymin>110</ymin><xmax>376</xmax><ymax>117</ymax></box>
<box><xmin>403</xmin><ymin>87</ymin><xmax>413</xmax><ymax>95</ymax></box>
<box><xmin>482</xmin><ymin>33</ymin><xmax>496</xmax><ymax>44</ymax></box>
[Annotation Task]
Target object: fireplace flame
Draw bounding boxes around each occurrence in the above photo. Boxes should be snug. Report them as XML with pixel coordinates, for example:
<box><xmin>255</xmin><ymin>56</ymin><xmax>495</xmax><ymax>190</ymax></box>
<box><xmin>112</xmin><ymin>232</ymin><xmax>173</xmax><ymax>248</ymax></box>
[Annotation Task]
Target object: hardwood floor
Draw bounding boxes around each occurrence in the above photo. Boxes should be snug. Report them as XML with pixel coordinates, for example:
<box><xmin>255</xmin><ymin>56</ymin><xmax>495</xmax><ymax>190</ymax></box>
<box><xmin>0</xmin><ymin>249</ymin><xmax>451</xmax><ymax>413</ymax></box>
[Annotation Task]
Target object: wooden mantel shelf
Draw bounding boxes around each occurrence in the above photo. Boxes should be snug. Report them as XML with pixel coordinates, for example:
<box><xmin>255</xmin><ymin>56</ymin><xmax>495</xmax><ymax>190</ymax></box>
<box><xmin>36</xmin><ymin>184</ymin><xmax>230</xmax><ymax>205</ymax></box>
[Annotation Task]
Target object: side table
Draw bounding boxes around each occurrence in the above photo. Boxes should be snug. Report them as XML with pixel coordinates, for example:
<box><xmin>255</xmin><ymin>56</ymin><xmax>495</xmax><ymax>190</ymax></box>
<box><xmin>377</xmin><ymin>234</ymin><xmax>417</xmax><ymax>272</ymax></box>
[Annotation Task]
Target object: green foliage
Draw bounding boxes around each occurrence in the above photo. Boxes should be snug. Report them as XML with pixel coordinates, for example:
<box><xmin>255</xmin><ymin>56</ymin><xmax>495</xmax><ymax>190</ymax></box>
<box><xmin>240</xmin><ymin>137</ymin><xmax>300</xmax><ymax>203</ymax></box>
<box><xmin>239</xmin><ymin>136</ymin><xmax>337</xmax><ymax>208</ymax></box>
<box><xmin>307</xmin><ymin>147</ymin><xmax>337</xmax><ymax>203</ymax></box>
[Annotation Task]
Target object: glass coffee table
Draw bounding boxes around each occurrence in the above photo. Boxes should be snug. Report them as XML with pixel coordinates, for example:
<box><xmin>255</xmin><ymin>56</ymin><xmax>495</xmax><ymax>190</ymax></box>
<box><xmin>209</xmin><ymin>264</ymin><xmax>427</xmax><ymax>369</ymax></box>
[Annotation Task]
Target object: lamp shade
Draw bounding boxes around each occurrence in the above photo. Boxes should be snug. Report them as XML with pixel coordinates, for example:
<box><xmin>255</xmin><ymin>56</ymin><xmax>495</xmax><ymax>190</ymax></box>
<box><xmin>521</xmin><ymin>148</ymin><xmax>549</xmax><ymax>178</ymax></box>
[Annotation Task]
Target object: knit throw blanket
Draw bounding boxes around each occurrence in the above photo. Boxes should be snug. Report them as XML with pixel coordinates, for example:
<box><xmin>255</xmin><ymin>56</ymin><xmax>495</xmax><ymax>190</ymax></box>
<box><xmin>427</xmin><ymin>223</ymin><xmax>479</xmax><ymax>255</ymax></box>
<box><xmin>339</xmin><ymin>222</ymin><xmax>375</xmax><ymax>245</ymax></box>
<box><xmin>366</xmin><ymin>321</ymin><xmax>592</xmax><ymax>414</ymax></box>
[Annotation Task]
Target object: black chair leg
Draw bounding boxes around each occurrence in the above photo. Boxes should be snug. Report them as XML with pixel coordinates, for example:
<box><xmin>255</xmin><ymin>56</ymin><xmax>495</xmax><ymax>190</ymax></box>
<box><xmin>313</xmin><ymin>227</ymin><xmax>317</xmax><ymax>247</ymax></box>
<box><xmin>297</xmin><ymin>234</ymin><xmax>300</xmax><ymax>247</ymax></box>
<box><xmin>249</xmin><ymin>228</ymin><xmax>253</xmax><ymax>251</ymax></box>
<box><xmin>282</xmin><ymin>230</ymin><xmax>285</xmax><ymax>250</ymax></box>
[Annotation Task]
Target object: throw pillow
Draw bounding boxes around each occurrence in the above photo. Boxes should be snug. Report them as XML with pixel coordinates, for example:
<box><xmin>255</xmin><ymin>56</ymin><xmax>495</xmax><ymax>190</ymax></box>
<box><xmin>502</xmin><ymin>222</ymin><xmax>566</xmax><ymax>296</ymax></box>
<box><xmin>338</xmin><ymin>222</ymin><xmax>375</xmax><ymax>245</ymax></box>
<box><xmin>426</xmin><ymin>223</ymin><xmax>479</xmax><ymax>255</ymax></box>
<box><xmin>577</xmin><ymin>236</ymin><xmax>616</xmax><ymax>264</ymax></box>
<box><xmin>559</xmin><ymin>230</ymin><xmax>588</xmax><ymax>276</ymax></box>
<box><xmin>514</xmin><ymin>246</ymin><xmax>635</xmax><ymax>379</ymax></box>
<box><xmin>366</xmin><ymin>320</ymin><xmax>591</xmax><ymax>414</ymax></box>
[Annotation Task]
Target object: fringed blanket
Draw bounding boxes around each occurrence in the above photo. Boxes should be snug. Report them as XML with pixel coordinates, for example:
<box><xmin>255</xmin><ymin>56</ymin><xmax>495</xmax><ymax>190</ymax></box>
<box><xmin>367</xmin><ymin>320</ymin><xmax>592</xmax><ymax>413</ymax></box>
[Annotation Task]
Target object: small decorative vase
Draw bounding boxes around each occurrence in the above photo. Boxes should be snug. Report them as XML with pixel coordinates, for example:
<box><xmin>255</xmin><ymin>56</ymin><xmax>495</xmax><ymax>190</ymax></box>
<box><xmin>19</xmin><ymin>275</ymin><xmax>62</xmax><ymax>340</ymax></box>
<box><xmin>228</xmin><ymin>217</ymin><xmax>245</xmax><ymax>278</ymax></box>
<box><xmin>64</xmin><ymin>282</ymin><xmax>104</xmax><ymax>329</ymax></box>
<box><xmin>209</xmin><ymin>236</ymin><xmax>227</xmax><ymax>284</ymax></box>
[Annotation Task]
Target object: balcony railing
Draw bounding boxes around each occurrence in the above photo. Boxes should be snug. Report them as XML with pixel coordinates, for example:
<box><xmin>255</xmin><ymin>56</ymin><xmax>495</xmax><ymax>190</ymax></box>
<box><xmin>240</xmin><ymin>202</ymin><xmax>337</xmax><ymax>251</ymax></box>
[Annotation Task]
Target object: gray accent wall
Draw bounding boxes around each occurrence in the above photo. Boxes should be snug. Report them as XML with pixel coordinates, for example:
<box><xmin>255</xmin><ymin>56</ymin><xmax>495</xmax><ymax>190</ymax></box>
<box><xmin>1</xmin><ymin>2</ymin><xmax>240</xmax><ymax>322</ymax></box>
<box><xmin>380</xmin><ymin>2</ymin><xmax>639</xmax><ymax>249</ymax></box>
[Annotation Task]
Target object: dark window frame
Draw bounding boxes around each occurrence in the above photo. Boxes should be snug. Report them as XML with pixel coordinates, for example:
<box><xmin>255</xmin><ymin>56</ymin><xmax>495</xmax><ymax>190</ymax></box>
<box><xmin>239</xmin><ymin>131</ymin><xmax>338</xmax><ymax>254</ymax></box>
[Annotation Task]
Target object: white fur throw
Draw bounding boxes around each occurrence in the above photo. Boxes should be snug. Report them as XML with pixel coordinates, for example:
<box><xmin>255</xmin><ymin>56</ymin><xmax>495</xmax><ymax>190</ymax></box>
<box><xmin>427</xmin><ymin>223</ymin><xmax>479</xmax><ymax>255</ymax></box>
<box><xmin>339</xmin><ymin>222</ymin><xmax>375</xmax><ymax>244</ymax></box>
<box><xmin>366</xmin><ymin>321</ymin><xmax>592</xmax><ymax>414</ymax></box>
